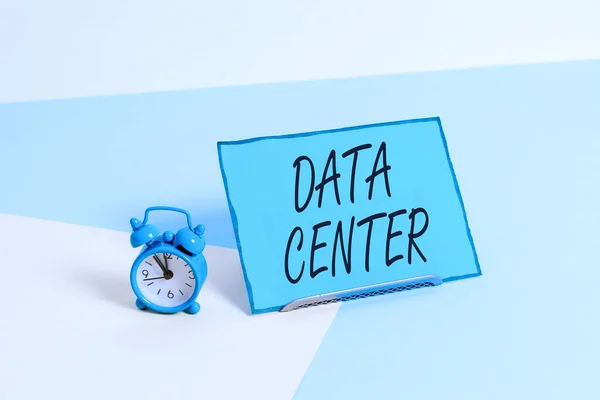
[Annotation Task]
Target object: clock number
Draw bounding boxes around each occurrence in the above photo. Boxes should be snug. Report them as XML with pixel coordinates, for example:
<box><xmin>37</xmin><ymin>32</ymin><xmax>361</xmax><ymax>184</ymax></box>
<box><xmin>142</xmin><ymin>270</ymin><xmax>149</xmax><ymax>278</ymax></box>
<box><xmin>163</xmin><ymin>253</ymin><xmax>173</xmax><ymax>260</ymax></box>
<box><xmin>167</xmin><ymin>290</ymin><xmax>174</xmax><ymax>299</ymax></box>
<box><xmin>189</xmin><ymin>270</ymin><xmax>195</xmax><ymax>280</ymax></box>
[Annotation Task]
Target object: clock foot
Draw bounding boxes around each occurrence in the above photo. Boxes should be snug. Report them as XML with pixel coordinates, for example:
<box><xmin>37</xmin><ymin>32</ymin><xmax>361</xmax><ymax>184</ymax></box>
<box><xmin>135</xmin><ymin>299</ymin><xmax>147</xmax><ymax>310</ymax></box>
<box><xmin>185</xmin><ymin>302</ymin><xmax>200</xmax><ymax>315</ymax></box>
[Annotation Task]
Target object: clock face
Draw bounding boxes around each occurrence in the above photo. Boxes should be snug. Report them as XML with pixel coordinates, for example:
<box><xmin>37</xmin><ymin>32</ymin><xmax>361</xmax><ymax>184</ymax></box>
<box><xmin>135</xmin><ymin>252</ymin><xmax>196</xmax><ymax>308</ymax></box>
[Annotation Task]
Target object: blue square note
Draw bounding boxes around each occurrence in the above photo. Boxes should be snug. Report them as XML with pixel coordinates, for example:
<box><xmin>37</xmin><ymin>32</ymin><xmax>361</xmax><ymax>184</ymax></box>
<box><xmin>218</xmin><ymin>117</ymin><xmax>481</xmax><ymax>314</ymax></box>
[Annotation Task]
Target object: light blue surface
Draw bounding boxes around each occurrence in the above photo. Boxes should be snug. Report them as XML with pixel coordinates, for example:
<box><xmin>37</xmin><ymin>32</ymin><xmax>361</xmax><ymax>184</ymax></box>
<box><xmin>1</xmin><ymin>59</ymin><xmax>600</xmax><ymax>398</ymax></box>
<box><xmin>292</xmin><ymin>61</ymin><xmax>600</xmax><ymax>399</ymax></box>
<box><xmin>218</xmin><ymin>118</ymin><xmax>480</xmax><ymax>313</ymax></box>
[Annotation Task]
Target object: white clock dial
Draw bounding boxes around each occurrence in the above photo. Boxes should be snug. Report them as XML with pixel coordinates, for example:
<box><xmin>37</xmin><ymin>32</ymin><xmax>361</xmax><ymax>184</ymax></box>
<box><xmin>136</xmin><ymin>252</ymin><xmax>196</xmax><ymax>308</ymax></box>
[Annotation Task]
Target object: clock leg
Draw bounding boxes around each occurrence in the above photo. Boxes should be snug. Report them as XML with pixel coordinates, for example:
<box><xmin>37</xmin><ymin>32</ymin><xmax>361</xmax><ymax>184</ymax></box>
<box><xmin>135</xmin><ymin>299</ymin><xmax>147</xmax><ymax>310</ymax></box>
<box><xmin>185</xmin><ymin>302</ymin><xmax>200</xmax><ymax>315</ymax></box>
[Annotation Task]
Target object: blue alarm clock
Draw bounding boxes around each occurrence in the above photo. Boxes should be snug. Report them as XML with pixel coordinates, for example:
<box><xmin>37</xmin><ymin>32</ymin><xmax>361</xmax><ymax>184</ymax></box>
<box><xmin>129</xmin><ymin>206</ymin><xmax>208</xmax><ymax>315</ymax></box>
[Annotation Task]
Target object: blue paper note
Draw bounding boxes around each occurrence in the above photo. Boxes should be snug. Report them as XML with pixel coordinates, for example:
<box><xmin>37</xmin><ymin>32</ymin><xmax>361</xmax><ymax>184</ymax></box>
<box><xmin>218</xmin><ymin>117</ymin><xmax>481</xmax><ymax>314</ymax></box>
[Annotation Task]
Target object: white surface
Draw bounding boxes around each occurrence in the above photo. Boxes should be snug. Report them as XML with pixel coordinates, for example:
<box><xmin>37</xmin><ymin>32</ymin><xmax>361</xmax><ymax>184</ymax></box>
<box><xmin>1</xmin><ymin>0</ymin><xmax>600</xmax><ymax>103</ymax></box>
<box><xmin>0</xmin><ymin>213</ymin><xmax>340</xmax><ymax>400</ymax></box>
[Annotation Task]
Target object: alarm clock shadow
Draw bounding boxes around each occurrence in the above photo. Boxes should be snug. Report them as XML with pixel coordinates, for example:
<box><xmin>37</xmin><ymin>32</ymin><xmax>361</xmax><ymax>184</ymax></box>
<box><xmin>73</xmin><ymin>267</ymin><xmax>134</xmax><ymax>310</ymax></box>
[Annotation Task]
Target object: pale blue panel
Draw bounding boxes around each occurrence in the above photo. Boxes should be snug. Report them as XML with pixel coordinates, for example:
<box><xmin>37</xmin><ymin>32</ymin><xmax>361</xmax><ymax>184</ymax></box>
<box><xmin>292</xmin><ymin>59</ymin><xmax>600</xmax><ymax>400</ymax></box>
<box><xmin>218</xmin><ymin>118</ymin><xmax>480</xmax><ymax>313</ymax></box>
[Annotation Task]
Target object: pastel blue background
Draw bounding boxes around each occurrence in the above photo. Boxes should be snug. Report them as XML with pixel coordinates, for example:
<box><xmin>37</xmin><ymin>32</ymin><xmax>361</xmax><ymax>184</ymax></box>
<box><xmin>1</xmin><ymin>59</ymin><xmax>600</xmax><ymax>399</ymax></box>
<box><xmin>218</xmin><ymin>118</ymin><xmax>480</xmax><ymax>312</ymax></box>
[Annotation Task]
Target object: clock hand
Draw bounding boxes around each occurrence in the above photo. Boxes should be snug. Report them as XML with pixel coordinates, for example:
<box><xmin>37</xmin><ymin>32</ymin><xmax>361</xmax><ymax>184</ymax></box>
<box><xmin>143</xmin><ymin>276</ymin><xmax>166</xmax><ymax>281</ymax></box>
<box><xmin>153</xmin><ymin>255</ymin><xmax>168</xmax><ymax>274</ymax></box>
<box><xmin>163</xmin><ymin>253</ymin><xmax>170</xmax><ymax>271</ymax></box>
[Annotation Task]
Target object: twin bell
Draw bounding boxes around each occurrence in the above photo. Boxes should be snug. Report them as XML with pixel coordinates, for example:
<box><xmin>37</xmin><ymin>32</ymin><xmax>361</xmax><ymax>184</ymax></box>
<box><xmin>129</xmin><ymin>217</ymin><xmax>206</xmax><ymax>257</ymax></box>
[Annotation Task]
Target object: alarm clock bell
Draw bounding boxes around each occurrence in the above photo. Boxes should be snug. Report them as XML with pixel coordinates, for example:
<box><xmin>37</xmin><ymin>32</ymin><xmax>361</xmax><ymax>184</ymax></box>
<box><xmin>129</xmin><ymin>217</ymin><xmax>160</xmax><ymax>248</ymax></box>
<box><xmin>173</xmin><ymin>225</ymin><xmax>206</xmax><ymax>256</ymax></box>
